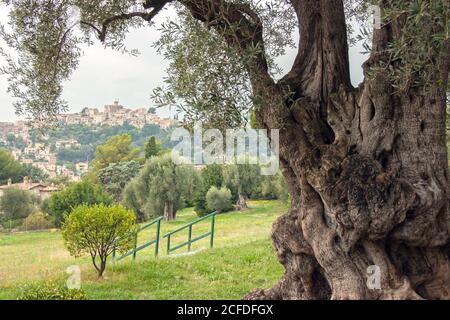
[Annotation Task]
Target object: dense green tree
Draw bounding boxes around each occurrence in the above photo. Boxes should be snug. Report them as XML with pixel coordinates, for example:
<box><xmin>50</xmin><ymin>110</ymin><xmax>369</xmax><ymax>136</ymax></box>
<box><xmin>194</xmin><ymin>164</ymin><xmax>224</xmax><ymax>215</ymax></box>
<box><xmin>89</xmin><ymin>134</ymin><xmax>140</xmax><ymax>181</ymax></box>
<box><xmin>144</xmin><ymin>136</ymin><xmax>162</xmax><ymax>159</ymax></box>
<box><xmin>46</xmin><ymin>175</ymin><xmax>72</xmax><ymax>188</ymax></box>
<box><xmin>62</xmin><ymin>204</ymin><xmax>137</xmax><ymax>277</ymax></box>
<box><xmin>202</xmin><ymin>164</ymin><xmax>223</xmax><ymax>190</ymax></box>
<box><xmin>0</xmin><ymin>149</ymin><xmax>23</xmax><ymax>185</ymax></box>
<box><xmin>0</xmin><ymin>188</ymin><xmax>38</xmax><ymax>221</ymax></box>
<box><xmin>56</xmin><ymin>145</ymin><xmax>95</xmax><ymax>164</ymax></box>
<box><xmin>98</xmin><ymin>161</ymin><xmax>142</xmax><ymax>201</ymax></box>
<box><xmin>121</xmin><ymin>179</ymin><xmax>146</xmax><ymax>222</ymax></box>
<box><xmin>46</xmin><ymin>181</ymin><xmax>113</xmax><ymax>227</ymax></box>
<box><xmin>123</xmin><ymin>154</ymin><xmax>195</xmax><ymax>221</ymax></box>
<box><xmin>180</xmin><ymin>166</ymin><xmax>202</xmax><ymax>208</ymax></box>
<box><xmin>23</xmin><ymin>211</ymin><xmax>54</xmax><ymax>231</ymax></box>
<box><xmin>6</xmin><ymin>134</ymin><xmax>27</xmax><ymax>149</ymax></box>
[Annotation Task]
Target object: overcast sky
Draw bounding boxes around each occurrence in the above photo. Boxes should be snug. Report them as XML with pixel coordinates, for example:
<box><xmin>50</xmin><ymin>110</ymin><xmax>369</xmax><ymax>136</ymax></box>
<box><xmin>0</xmin><ymin>6</ymin><xmax>368</xmax><ymax>122</ymax></box>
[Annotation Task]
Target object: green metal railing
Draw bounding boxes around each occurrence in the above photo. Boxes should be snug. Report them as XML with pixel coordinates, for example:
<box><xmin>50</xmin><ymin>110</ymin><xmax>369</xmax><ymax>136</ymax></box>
<box><xmin>163</xmin><ymin>212</ymin><xmax>217</xmax><ymax>255</ymax></box>
<box><xmin>112</xmin><ymin>216</ymin><xmax>163</xmax><ymax>262</ymax></box>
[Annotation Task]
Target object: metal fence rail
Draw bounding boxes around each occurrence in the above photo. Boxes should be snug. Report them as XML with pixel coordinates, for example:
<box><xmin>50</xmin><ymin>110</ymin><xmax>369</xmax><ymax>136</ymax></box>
<box><xmin>112</xmin><ymin>211</ymin><xmax>218</xmax><ymax>261</ymax></box>
<box><xmin>163</xmin><ymin>212</ymin><xmax>217</xmax><ymax>255</ymax></box>
<box><xmin>112</xmin><ymin>216</ymin><xmax>163</xmax><ymax>262</ymax></box>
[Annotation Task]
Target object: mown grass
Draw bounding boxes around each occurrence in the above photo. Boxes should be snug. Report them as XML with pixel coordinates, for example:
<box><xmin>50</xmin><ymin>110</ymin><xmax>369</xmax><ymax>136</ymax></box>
<box><xmin>0</xmin><ymin>200</ymin><xmax>287</xmax><ymax>300</ymax></box>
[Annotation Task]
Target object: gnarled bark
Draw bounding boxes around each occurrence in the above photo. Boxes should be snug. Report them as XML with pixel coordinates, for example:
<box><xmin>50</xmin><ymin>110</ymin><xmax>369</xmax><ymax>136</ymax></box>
<box><xmin>244</xmin><ymin>0</ymin><xmax>450</xmax><ymax>300</ymax></box>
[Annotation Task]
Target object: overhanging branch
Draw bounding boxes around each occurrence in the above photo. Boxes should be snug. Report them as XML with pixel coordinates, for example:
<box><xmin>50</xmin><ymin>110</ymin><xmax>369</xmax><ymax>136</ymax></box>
<box><xmin>81</xmin><ymin>2</ymin><xmax>168</xmax><ymax>42</ymax></box>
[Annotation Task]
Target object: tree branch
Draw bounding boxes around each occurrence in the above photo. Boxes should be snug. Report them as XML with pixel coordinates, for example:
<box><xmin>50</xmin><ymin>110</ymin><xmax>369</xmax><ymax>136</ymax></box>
<box><xmin>179</xmin><ymin>0</ymin><xmax>269</xmax><ymax>79</ymax></box>
<box><xmin>81</xmin><ymin>3</ymin><xmax>168</xmax><ymax>42</ymax></box>
<box><xmin>279</xmin><ymin>0</ymin><xmax>351</xmax><ymax>102</ymax></box>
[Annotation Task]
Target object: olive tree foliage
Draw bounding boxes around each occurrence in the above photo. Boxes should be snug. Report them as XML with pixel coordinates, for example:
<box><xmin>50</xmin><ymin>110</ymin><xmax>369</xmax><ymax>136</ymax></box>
<box><xmin>152</xmin><ymin>1</ymin><xmax>298</xmax><ymax>130</ymax></box>
<box><xmin>0</xmin><ymin>0</ymin><xmax>449</xmax><ymax>123</ymax></box>
<box><xmin>0</xmin><ymin>0</ymin><xmax>159</xmax><ymax>122</ymax></box>
<box><xmin>1</xmin><ymin>0</ymin><xmax>445</xmax><ymax>126</ymax></box>
<box><xmin>122</xmin><ymin>153</ymin><xmax>198</xmax><ymax>221</ymax></box>
<box><xmin>0</xmin><ymin>0</ymin><xmax>296</xmax><ymax>128</ymax></box>
<box><xmin>205</xmin><ymin>186</ymin><xmax>233</xmax><ymax>213</ymax></box>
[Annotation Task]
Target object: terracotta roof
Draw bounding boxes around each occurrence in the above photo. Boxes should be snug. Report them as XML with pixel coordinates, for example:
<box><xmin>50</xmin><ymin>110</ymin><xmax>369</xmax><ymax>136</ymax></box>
<box><xmin>0</xmin><ymin>182</ymin><xmax>60</xmax><ymax>192</ymax></box>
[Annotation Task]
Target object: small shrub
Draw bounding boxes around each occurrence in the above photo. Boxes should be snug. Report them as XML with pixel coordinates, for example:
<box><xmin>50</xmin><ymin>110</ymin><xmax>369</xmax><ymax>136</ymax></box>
<box><xmin>22</xmin><ymin>212</ymin><xmax>54</xmax><ymax>231</ymax></box>
<box><xmin>19</xmin><ymin>281</ymin><xmax>86</xmax><ymax>300</ymax></box>
<box><xmin>206</xmin><ymin>186</ymin><xmax>233</xmax><ymax>213</ymax></box>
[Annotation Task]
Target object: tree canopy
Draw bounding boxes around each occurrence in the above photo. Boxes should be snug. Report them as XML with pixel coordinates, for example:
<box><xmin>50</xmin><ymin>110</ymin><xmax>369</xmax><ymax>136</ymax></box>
<box><xmin>98</xmin><ymin>160</ymin><xmax>142</xmax><ymax>201</ymax></box>
<box><xmin>62</xmin><ymin>204</ymin><xmax>137</xmax><ymax>277</ymax></box>
<box><xmin>45</xmin><ymin>180</ymin><xmax>113</xmax><ymax>226</ymax></box>
<box><xmin>0</xmin><ymin>1</ymin><xmax>447</xmax><ymax>127</ymax></box>
<box><xmin>123</xmin><ymin>153</ymin><xmax>198</xmax><ymax>220</ymax></box>
<box><xmin>0</xmin><ymin>148</ymin><xmax>24</xmax><ymax>185</ymax></box>
<box><xmin>0</xmin><ymin>188</ymin><xmax>38</xmax><ymax>220</ymax></box>
<box><xmin>144</xmin><ymin>136</ymin><xmax>162</xmax><ymax>159</ymax></box>
<box><xmin>89</xmin><ymin>134</ymin><xmax>141</xmax><ymax>180</ymax></box>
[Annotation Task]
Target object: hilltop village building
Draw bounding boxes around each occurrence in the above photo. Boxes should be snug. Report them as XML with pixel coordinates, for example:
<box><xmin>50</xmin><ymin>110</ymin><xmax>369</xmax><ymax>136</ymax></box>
<box><xmin>0</xmin><ymin>101</ymin><xmax>176</xmax><ymax>181</ymax></box>
<box><xmin>57</xmin><ymin>101</ymin><xmax>175</xmax><ymax>129</ymax></box>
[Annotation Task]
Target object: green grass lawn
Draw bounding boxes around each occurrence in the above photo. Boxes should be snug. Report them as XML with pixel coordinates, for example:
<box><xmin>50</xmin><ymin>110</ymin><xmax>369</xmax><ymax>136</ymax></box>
<box><xmin>0</xmin><ymin>200</ymin><xmax>287</xmax><ymax>300</ymax></box>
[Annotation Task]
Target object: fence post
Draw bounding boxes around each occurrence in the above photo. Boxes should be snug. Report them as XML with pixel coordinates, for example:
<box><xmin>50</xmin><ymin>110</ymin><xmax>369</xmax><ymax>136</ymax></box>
<box><xmin>112</xmin><ymin>245</ymin><xmax>116</xmax><ymax>263</ymax></box>
<box><xmin>166</xmin><ymin>234</ymin><xmax>171</xmax><ymax>255</ymax></box>
<box><xmin>133</xmin><ymin>233</ymin><xmax>138</xmax><ymax>260</ymax></box>
<box><xmin>210</xmin><ymin>214</ymin><xmax>216</xmax><ymax>249</ymax></box>
<box><xmin>155</xmin><ymin>218</ymin><xmax>161</xmax><ymax>257</ymax></box>
<box><xmin>188</xmin><ymin>224</ymin><xmax>193</xmax><ymax>252</ymax></box>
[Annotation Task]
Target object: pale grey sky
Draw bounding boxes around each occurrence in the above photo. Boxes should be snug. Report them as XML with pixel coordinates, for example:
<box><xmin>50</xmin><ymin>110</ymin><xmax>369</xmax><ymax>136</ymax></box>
<box><xmin>0</xmin><ymin>6</ymin><xmax>368</xmax><ymax>122</ymax></box>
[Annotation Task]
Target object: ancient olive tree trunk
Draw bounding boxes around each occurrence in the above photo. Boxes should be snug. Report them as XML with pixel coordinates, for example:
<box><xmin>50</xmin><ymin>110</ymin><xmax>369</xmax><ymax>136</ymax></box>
<box><xmin>178</xmin><ymin>0</ymin><xmax>450</xmax><ymax>299</ymax></box>
<box><xmin>244</xmin><ymin>1</ymin><xmax>450</xmax><ymax>300</ymax></box>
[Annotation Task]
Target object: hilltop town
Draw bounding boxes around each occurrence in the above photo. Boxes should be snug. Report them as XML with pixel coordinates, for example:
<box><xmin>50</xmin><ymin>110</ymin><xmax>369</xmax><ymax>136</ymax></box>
<box><xmin>57</xmin><ymin>101</ymin><xmax>175</xmax><ymax>129</ymax></box>
<box><xmin>0</xmin><ymin>101</ymin><xmax>177</xmax><ymax>182</ymax></box>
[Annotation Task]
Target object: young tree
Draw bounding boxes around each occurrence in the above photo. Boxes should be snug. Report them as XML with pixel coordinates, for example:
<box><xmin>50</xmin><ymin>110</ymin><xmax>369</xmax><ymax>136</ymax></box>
<box><xmin>2</xmin><ymin>0</ymin><xmax>449</xmax><ymax>300</ymax></box>
<box><xmin>46</xmin><ymin>181</ymin><xmax>113</xmax><ymax>227</ymax></box>
<box><xmin>62</xmin><ymin>204</ymin><xmax>137</xmax><ymax>278</ymax></box>
<box><xmin>98</xmin><ymin>161</ymin><xmax>142</xmax><ymax>201</ymax></box>
<box><xmin>144</xmin><ymin>136</ymin><xmax>162</xmax><ymax>159</ymax></box>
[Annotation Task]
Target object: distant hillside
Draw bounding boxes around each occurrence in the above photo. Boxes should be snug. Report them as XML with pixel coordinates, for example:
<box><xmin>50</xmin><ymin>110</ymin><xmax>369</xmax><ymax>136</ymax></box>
<box><xmin>28</xmin><ymin>123</ymin><xmax>177</xmax><ymax>165</ymax></box>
